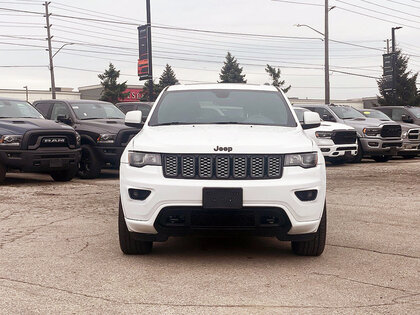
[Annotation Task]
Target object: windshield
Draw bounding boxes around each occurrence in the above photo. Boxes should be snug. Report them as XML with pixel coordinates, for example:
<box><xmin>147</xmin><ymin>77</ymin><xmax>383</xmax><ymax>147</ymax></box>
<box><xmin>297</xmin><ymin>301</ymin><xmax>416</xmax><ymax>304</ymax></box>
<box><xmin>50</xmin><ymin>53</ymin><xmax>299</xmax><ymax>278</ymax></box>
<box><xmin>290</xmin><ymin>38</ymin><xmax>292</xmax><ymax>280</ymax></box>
<box><xmin>409</xmin><ymin>107</ymin><xmax>420</xmax><ymax>118</ymax></box>
<box><xmin>70</xmin><ymin>102</ymin><xmax>125</xmax><ymax>120</ymax></box>
<box><xmin>149</xmin><ymin>89</ymin><xmax>297</xmax><ymax>127</ymax></box>
<box><xmin>330</xmin><ymin>106</ymin><xmax>366</xmax><ymax>119</ymax></box>
<box><xmin>0</xmin><ymin>100</ymin><xmax>44</xmax><ymax>119</ymax></box>
<box><xmin>361</xmin><ymin>110</ymin><xmax>391</xmax><ymax>120</ymax></box>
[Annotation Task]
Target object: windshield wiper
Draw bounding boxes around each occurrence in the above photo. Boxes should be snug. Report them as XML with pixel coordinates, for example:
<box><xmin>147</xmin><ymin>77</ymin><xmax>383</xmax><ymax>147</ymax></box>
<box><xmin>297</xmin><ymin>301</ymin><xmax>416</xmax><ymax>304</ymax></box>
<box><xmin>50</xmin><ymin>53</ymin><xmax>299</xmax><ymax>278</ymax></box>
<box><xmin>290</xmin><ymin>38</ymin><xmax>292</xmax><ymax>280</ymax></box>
<box><xmin>154</xmin><ymin>122</ymin><xmax>195</xmax><ymax>126</ymax></box>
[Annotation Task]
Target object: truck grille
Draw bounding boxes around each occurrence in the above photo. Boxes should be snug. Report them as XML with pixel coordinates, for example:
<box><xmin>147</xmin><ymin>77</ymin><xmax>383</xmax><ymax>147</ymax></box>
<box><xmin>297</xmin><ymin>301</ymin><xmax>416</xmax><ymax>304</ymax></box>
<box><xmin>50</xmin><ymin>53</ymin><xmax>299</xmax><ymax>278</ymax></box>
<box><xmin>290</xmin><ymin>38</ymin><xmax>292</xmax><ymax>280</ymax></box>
<box><xmin>408</xmin><ymin>129</ymin><xmax>420</xmax><ymax>140</ymax></box>
<box><xmin>27</xmin><ymin>131</ymin><xmax>76</xmax><ymax>149</ymax></box>
<box><xmin>381</xmin><ymin>124</ymin><xmax>401</xmax><ymax>138</ymax></box>
<box><xmin>331</xmin><ymin>130</ymin><xmax>357</xmax><ymax>144</ymax></box>
<box><xmin>162</xmin><ymin>154</ymin><xmax>283</xmax><ymax>180</ymax></box>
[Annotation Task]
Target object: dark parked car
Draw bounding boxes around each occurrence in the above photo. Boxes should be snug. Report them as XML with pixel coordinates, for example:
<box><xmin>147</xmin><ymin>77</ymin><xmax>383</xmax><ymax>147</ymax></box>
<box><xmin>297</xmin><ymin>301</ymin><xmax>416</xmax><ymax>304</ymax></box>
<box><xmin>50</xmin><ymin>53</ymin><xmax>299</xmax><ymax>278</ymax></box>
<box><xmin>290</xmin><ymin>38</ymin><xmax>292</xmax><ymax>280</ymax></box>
<box><xmin>359</xmin><ymin>109</ymin><xmax>420</xmax><ymax>158</ymax></box>
<box><xmin>32</xmin><ymin>100</ymin><xmax>139</xmax><ymax>179</ymax></box>
<box><xmin>0</xmin><ymin>97</ymin><xmax>81</xmax><ymax>183</ymax></box>
<box><xmin>375</xmin><ymin>106</ymin><xmax>420</xmax><ymax>126</ymax></box>
<box><xmin>115</xmin><ymin>101</ymin><xmax>153</xmax><ymax>121</ymax></box>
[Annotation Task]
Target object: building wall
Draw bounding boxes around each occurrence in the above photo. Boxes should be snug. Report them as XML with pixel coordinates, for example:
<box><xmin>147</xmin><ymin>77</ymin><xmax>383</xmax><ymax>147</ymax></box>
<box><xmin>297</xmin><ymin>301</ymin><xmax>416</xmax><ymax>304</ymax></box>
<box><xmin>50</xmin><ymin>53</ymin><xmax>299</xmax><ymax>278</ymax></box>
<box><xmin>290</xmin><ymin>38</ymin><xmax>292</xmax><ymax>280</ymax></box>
<box><xmin>0</xmin><ymin>89</ymin><xmax>80</xmax><ymax>103</ymax></box>
<box><xmin>78</xmin><ymin>84</ymin><xmax>144</xmax><ymax>102</ymax></box>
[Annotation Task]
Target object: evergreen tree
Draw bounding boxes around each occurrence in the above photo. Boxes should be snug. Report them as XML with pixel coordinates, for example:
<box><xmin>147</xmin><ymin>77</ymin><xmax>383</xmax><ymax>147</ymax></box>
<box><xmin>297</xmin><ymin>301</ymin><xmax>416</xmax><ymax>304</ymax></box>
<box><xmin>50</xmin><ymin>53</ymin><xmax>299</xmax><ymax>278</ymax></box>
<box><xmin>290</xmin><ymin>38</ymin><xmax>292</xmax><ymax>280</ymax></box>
<box><xmin>98</xmin><ymin>63</ymin><xmax>128</xmax><ymax>104</ymax></box>
<box><xmin>140</xmin><ymin>65</ymin><xmax>179</xmax><ymax>101</ymax></box>
<box><xmin>377</xmin><ymin>50</ymin><xmax>420</xmax><ymax>106</ymax></box>
<box><xmin>159</xmin><ymin>64</ymin><xmax>179</xmax><ymax>89</ymax></box>
<box><xmin>265</xmin><ymin>64</ymin><xmax>291</xmax><ymax>93</ymax></box>
<box><xmin>219</xmin><ymin>52</ymin><xmax>247</xmax><ymax>83</ymax></box>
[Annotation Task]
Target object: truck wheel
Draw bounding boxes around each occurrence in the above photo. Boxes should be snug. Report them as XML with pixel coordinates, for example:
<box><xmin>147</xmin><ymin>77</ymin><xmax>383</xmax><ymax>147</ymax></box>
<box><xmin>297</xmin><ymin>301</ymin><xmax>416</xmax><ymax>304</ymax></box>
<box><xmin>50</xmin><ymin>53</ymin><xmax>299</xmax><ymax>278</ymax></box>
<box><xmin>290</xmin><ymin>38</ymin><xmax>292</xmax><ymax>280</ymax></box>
<box><xmin>373</xmin><ymin>156</ymin><xmax>390</xmax><ymax>162</ymax></box>
<box><xmin>119</xmin><ymin>199</ymin><xmax>153</xmax><ymax>255</ymax></box>
<box><xmin>351</xmin><ymin>140</ymin><xmax>363</xmax><ymax>163</ymax></box>
<box><xmin>291</xmin><ymin>204</ymin><xmax>326</xmax><ymax>256</ymax></box>
<box><xmin>0</xmin><ymin>163</ymin><xmax>6</xmax><ymax>183</ymax></box>
<box><xmin>50</xmin><ymin>167</ymin><xmax>77</xmax><ymax>182</ymax></box>
<box><xmin>78</xmin><ymin>145</ymin><xmax>101</xmax><ymax>179</ymax></box>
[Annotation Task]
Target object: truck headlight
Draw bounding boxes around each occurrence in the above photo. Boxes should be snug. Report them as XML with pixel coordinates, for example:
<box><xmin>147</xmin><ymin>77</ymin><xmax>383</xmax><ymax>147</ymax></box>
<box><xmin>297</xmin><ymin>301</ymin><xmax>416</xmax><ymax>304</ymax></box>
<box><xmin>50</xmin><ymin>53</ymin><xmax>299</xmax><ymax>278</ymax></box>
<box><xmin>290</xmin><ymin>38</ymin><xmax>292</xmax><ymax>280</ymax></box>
<box><xmin>315</xmin><ymin>131</ymin><xmax>333</xmax><ymax>139</ymax></box>
<box><xmin>128</xmin><ymin>151</ymin><xmax>162</xmax><ymax>168</ymax></box>
<box><xmin>0</xmin><ymin>135</ymin><xmax>22</xmax><ymax>146</ymax></box>
<box><xmin>363</xmin><ymin>127</ymin><xmax>381</xmax><ymax>136</ymax></box>
<box><xmin>97</xmin><ymin>134</ymin><xmax>116</xmax><ymax>144</ymax></box>
<box><xmin>284</xmin><ymin>152</ymin><xmax>318</xmax><ymax>169</ymax></box>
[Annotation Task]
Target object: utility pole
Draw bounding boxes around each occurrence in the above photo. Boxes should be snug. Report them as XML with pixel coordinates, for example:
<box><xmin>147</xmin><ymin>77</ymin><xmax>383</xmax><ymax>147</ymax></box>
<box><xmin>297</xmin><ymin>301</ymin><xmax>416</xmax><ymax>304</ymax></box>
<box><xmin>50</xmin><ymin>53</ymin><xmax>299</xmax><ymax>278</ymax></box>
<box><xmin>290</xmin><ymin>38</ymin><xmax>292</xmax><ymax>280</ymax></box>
<box><xmin>146</xmin><ymin>0</ymin><xmax>153</xmax><ymax>102</ymax></box>
<box><xmin>44</xmin><ymin>1</ymin><xmax>56</xmax><ymax>99</ymax></box>
<box><xmin>324</xmin><ymin>0</ymin><xmax>330</xmax><ymax>105</ymax></box>
<box><xmin>391</xmin><ymin>27</ymin><xmax>402</xmax><ymax>105</ymax></box>
<box><xmin>386</xmin><ymin>39</ymin><xmax>390</xmax><ymax>54</ymax></box>
<box><xmin>23</xmin><ymin>86</ymin><xmax>28</xmax><ymax>102</ymax></box>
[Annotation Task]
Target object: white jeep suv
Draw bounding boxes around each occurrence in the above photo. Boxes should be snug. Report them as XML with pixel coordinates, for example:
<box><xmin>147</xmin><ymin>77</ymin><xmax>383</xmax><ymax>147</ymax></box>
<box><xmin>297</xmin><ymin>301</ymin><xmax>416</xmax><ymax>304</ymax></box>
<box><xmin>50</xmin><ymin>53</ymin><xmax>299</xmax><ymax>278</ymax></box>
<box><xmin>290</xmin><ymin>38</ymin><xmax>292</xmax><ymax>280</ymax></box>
<box><xmin>119</xmin><ymin>84</ymin><xmax>327</xmax><ymax>256</ymax></box>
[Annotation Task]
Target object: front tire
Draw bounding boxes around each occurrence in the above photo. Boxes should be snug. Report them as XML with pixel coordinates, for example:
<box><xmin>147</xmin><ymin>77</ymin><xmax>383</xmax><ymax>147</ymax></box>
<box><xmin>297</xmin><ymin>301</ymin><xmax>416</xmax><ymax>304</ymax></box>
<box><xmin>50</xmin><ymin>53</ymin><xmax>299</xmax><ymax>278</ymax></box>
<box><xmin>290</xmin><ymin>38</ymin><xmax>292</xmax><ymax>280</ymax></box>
<box><xmin>50</xmin><ymin>167</ymin><xmax>77</xmax><ymax>182</ymax></box>
<box><xmin>291</xmin><ymin>204</ymin><xmax>326</xmax><ymax>256</ymax></box>
<box><xmin>351</xmin><ymin>139</ymin><xmax>363</xmax><ymax>163</ymax></box>
<box><xmin>119</xmin><ymin>199</ymin><xmax>153</xmax><ymax>255</ymax></box>
<box><xmin>0</xmin><ymin>163</ymin><xmax>6</xmax><ymax>183</ymax></box>
<box><xmin>78</xmin><ymin>145</ymin><xmax>102</xmax><ymax>179</ymax></box>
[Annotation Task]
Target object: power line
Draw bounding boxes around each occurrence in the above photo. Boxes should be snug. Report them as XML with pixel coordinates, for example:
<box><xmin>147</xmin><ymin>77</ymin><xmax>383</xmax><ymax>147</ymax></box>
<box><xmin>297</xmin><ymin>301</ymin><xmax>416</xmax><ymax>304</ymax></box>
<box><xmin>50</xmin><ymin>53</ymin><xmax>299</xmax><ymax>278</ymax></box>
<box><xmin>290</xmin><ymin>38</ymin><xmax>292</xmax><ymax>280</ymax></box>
<box><xmin>271</xmin><ymin>0</ymin><xmax>324</xmax><ymax>7</ymax></box>
<box><xmin>384</xmin><ymin>0</ymin><xmax>420</xmax><ymax>10</ymax></box>
<box><xmin>360</xmin><ymin>0</ymin><xmax>420</xmax><ymax>18</ymax></box>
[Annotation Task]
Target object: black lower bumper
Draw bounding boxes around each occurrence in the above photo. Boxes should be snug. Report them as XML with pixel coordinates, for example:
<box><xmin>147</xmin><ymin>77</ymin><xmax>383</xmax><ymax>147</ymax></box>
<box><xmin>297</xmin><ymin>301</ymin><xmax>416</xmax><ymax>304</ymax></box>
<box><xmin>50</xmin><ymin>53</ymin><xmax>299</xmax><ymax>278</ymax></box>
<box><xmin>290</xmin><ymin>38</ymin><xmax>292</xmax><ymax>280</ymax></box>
<box><xmin>0</xmin><ymin>148</ymin><xmax>81</xmax><ymax>172</ymax></box>
<box><xmin>129</xmin><ymin>206</ymin><xmax>317</xmax><ymax>242</ymax></box>
<box><xmin>95</xmin><ymin>145</ymin><xmax>125</xmax><ymax>166</ymax></box>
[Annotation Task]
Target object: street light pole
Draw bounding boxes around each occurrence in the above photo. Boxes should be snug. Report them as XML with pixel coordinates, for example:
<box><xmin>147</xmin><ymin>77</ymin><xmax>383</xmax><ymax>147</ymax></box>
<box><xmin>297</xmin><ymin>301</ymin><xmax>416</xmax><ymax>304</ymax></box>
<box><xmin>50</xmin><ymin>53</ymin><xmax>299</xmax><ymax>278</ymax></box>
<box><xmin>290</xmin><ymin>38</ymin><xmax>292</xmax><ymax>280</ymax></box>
<box><xmin>324</xmin><ymin>0</ymin><xmax>330</xmax><ymax>105</ymax></box>
<box><xmin>44</xmin><ymin>1</ymin><xmax>56</xmax><ymax>99</ymax></box>
<box><xmin>391</xmin><ymin>27</ymin><xmax>402</xmax><ymax>105</ymax></box>
<box><xmin>23</xmin><ymin>86</ymin><xmax>28</xmax><ymax>102</ymax></box>
<box><xmin>146</xmin><ymin>0</ymin><xmax>153</xmax><ymax>102</ymax></box>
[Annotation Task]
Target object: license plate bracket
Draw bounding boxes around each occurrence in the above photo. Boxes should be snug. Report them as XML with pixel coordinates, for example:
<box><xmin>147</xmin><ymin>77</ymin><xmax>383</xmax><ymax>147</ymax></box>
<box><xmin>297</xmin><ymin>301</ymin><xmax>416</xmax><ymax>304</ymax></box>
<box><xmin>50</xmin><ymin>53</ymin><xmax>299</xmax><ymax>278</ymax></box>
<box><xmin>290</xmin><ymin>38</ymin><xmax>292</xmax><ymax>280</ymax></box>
<box><xmin>202</xmin><ymin>188</ymin><xmax>243</xmax><ymax>209</ymax></box>
<box><xmin>50</xmin><ymin>159</ymin><xmax>63</xmax><ymax>168</ymax></box>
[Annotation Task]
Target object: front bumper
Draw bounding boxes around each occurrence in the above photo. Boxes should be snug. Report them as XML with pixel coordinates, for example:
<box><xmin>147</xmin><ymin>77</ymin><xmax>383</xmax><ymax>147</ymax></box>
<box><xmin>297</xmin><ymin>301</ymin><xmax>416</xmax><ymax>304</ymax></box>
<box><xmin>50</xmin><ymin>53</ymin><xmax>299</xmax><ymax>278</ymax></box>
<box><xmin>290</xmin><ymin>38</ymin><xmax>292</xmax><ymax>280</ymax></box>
<box><xmin>120</xmin><ymin>162</ymin><xmax>326</xmax><ymax>237</ymax></box>
<box><xmin>0</xmin><ymin>147</ymin><xmax>81</xmax><ymax>172</ymax></box>
<box><xmin>95</xmin><ymin>145</ymin><xmax>125</xmax><ymax>166</ymax></box>
<box><xmin>398</xmin><ymin>141</ymin><xmax>420</xmax><ymax>154</ymax></box>
<box><xmin>359</xmin><ymin>137</ymin><xmax>402</xmax><ymax>156</ymax></box>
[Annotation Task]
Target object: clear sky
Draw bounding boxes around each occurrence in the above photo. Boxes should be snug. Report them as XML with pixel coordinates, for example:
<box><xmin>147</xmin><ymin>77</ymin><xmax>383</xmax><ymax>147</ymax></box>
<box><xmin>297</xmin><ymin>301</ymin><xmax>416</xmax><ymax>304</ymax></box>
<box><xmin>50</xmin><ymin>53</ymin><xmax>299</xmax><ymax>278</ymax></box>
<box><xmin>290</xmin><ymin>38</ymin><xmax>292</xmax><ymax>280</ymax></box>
<box><xmin>0</xmin><ymin>0</ymin><xmax>419</xmax><ymax>100</ymax></box>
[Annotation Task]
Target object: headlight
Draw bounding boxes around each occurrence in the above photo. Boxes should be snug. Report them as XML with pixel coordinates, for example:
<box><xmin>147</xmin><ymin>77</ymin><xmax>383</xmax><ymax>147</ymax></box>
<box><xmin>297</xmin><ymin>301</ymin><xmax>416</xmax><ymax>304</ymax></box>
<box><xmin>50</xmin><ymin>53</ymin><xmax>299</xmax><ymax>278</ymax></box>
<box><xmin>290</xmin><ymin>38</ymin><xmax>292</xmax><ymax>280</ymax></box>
<box><xmin>75</xmin><ymin>132</ymin><xmax>81</xmax><ymax>146</ymax></box>
<box><xmin>97</xmin><ymin>134</ymin><xmax>116</xmax><ymax>144</ymax></box>
<box><xmin>0</xmin><ymin>135</ymin><xmax>22</xmax><ymax>146</ymax></box>
<box><xmin>402</xmin><ymin>131</ymin><xmax>408</xmax><ymax>139</ymax></box>
<box><xmin>315</xmin><ymin>131</ymin><xmax>333</xmax><ymax>139</ymax></box>
<box><xmin>128</xmin><ymin>151</ymin><xmax>162</xmax><ymax>168</ymax></box>
<box><xmin>363</xmin><ymin>127</ymin><xmax>381</xmax><ymax>136</ymax></box>
<box><xmin>284</xmin><ymin>152</ymin><xmax>318</xmax><ymax>169</ymax></box>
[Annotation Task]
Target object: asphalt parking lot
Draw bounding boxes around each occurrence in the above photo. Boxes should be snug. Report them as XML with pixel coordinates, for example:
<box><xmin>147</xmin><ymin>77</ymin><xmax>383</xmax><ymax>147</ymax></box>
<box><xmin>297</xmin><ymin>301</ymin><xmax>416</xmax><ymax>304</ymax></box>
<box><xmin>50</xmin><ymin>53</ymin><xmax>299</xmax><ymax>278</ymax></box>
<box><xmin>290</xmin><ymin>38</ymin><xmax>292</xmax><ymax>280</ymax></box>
<box><xmin>0</xmin><ymin>159</ymin><xmax>419</xmax><ymax>314</ymax></box>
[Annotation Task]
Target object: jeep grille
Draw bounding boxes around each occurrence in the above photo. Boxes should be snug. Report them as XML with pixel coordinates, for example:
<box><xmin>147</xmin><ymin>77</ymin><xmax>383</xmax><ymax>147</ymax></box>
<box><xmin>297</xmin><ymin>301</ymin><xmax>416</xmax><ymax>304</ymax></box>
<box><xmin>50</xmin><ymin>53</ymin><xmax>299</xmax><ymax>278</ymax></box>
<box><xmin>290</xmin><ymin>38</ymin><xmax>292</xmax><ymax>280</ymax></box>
<box><xmin>162</xmin><ymin>154</ymin><xmax>283</xmax><ymax>180</ymax></box>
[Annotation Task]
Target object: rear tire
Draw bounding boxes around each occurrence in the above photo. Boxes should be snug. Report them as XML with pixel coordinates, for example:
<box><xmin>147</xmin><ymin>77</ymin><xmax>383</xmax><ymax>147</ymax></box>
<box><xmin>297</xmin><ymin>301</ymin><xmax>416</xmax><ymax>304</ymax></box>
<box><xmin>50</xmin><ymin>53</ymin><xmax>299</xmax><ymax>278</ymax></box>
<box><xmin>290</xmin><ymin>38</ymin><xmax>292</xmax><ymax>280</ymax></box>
<box><xmin>78</xmin><ymin>145</ymin><xmax>101</xmax><ymax>179</ymax></box>
<box><xmin>291</xmin><ymin>204</ymin><xmax>326</xmax><ymax>256</ymax></box>
<box><xmin>0</xmin><ymin>163</ymin><xmax>6</xmax><ymax>183</ymax></box>
<box><xmin>373</xmin><ymin>156</ymin><xmax>390</xmax><ymax>162</ymax></box>
<box><xmin>351</xmin><ymin>139</ymin><xmax>363</xmax><ymax>163</ymax></box>
<box><xmin>50</xmin><ymin>167</ymin><xmax>77</xmax><ymax>182</ymax></box>
<box><xmin>119</xmin><ymin>199</ymin><xmax>153</xmax><ymax>255</ymax></box>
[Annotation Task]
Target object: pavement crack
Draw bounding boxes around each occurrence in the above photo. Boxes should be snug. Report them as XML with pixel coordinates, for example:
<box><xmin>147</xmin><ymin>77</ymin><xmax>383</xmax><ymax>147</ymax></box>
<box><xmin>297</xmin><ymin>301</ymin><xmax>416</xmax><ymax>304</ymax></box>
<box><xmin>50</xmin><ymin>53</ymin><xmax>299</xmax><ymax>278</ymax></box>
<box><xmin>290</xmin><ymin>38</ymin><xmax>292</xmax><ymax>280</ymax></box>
<box><xmin>312</xmin><ymin>272</ymin><xmax>417</xmax><ymax>295</ymax></box>
<box><xmin>327</xmin><ymin>243</ymin><xmax>420</xmax><ymax>259</ymax></box>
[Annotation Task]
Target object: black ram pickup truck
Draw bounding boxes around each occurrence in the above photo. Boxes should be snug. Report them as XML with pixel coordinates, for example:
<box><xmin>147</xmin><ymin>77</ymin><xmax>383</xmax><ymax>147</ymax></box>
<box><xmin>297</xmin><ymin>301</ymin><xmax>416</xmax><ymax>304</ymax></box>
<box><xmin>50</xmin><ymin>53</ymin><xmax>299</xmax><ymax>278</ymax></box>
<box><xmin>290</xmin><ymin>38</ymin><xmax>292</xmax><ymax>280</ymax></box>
<box><xmin>0</xmin><ymin>97</ymin><xmax>81</xmax><ymax>183</ymax></box>
<box><xmin>32</xmin><ymin>100</ymin><xmax>140</xmax><ymax>179</ymax></box>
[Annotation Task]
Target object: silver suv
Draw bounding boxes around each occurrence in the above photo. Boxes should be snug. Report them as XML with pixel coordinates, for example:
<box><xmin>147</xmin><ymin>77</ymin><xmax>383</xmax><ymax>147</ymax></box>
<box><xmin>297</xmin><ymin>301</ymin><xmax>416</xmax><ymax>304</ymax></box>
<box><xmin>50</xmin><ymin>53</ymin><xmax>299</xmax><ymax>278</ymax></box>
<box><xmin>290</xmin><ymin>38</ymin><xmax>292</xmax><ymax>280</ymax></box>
<box><xmin>300</xmin><ymin>104</ymin><xmax>402</xmax><ymax>162</ymax></box>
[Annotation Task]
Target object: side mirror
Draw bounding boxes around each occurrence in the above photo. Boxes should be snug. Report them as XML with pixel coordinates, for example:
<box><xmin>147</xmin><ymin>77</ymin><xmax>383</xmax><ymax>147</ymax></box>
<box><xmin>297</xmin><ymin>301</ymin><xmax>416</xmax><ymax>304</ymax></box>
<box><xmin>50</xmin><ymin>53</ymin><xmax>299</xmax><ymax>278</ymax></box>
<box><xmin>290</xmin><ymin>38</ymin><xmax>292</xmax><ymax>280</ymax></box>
<box><xmin>302</xmin><ymin>111</ymin><xmax>321</xmax><ymax>130</ymax></box>
<box><xmin>322</xmin><ymin>114</ymin><xmax>334</xmax><ymax>122</ymax></box>
<box><xmin>125</xmin><ymin>110</ymin><xmax>143</xmax><ymax>128</ymax></box>
<box><xmin>56</xmin><ymin>115</ymin><xmax>72</xmax><ymax>125</ymax></box>
<box><xmin>401</xmin><ymin>114</ymin><xmax>413</xmax><ymax>123</ymax></box>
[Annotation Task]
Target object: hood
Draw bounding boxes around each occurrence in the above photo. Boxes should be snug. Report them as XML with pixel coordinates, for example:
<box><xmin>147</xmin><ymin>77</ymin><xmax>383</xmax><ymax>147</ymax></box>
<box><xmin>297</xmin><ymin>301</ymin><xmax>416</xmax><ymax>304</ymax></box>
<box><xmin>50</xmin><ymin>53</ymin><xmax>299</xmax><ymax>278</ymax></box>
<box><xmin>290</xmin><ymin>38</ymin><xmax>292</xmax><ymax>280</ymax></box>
<box><xmin>341</xmin><ymin>117</ymin><xmax>399</xmax><ymax>130</ymax></box>
<box><xmin>75</xmin><ymin>119</ymin><xmax>130</xmax><ymax>134</ymax></box>
<box><xmin>319</xmin><ymin>121</ymin><xmax>354</xmax><ymax>131</ymax></box>
<box><xmin>397</xmin><ymin>121</ymin><xmax>420</xmax><ymax>132</ymax></box>
<box><xmin>132</xmin><ymin>125</ymin><xmax>314</xmax><ymax>154</ymax></box>
<box><xmin>0</xmin><ymin>118</ymin><xmax>74</xmax><ymax>135</ymax></box>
